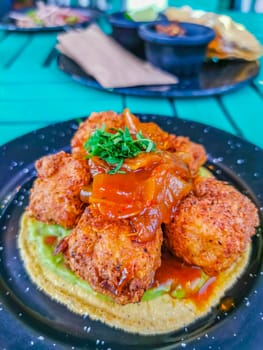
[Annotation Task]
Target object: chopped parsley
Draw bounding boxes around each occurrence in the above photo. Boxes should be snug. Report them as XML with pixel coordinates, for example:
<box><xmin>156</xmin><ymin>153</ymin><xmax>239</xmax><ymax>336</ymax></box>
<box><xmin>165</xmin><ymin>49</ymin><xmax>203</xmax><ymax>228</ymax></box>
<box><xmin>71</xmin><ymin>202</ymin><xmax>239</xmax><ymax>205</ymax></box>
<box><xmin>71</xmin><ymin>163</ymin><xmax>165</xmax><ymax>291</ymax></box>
<box><xmin>83</xmin><ymin>125</ymin><xmax>156</xmax><ymax>174</ymax></box>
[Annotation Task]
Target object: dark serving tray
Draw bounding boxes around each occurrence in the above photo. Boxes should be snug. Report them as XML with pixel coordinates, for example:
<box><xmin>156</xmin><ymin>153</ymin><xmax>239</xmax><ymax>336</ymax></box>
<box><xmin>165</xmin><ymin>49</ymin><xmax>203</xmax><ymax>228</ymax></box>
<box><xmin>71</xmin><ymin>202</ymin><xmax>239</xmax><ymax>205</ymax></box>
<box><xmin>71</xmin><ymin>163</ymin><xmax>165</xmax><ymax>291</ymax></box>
<box><xmin>57</xmin><ymin>53</ymin><xmax>260</xmax><ymax>98</ymax></box>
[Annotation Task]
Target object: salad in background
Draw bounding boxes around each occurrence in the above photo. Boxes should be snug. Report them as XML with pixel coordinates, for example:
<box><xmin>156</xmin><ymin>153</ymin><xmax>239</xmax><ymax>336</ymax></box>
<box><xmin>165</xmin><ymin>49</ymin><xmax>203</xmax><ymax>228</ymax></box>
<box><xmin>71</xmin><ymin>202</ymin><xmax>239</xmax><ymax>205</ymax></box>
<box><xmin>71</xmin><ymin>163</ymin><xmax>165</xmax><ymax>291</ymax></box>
<box><xmin>9</xmin><ymin>1</ymin><xmax>89</xmax><ymax>28</ymax></box>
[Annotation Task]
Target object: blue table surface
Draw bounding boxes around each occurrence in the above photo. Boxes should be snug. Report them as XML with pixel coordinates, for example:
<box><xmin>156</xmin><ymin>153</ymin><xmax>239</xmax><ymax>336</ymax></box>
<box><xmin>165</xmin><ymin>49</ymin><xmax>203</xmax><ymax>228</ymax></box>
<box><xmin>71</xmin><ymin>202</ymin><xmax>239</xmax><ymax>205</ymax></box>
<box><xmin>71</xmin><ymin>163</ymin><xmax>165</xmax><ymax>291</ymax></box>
<box><xmin>0</xmin><ymin>10</ymin><xmax>262</xmax><ymax>149</ymax></box>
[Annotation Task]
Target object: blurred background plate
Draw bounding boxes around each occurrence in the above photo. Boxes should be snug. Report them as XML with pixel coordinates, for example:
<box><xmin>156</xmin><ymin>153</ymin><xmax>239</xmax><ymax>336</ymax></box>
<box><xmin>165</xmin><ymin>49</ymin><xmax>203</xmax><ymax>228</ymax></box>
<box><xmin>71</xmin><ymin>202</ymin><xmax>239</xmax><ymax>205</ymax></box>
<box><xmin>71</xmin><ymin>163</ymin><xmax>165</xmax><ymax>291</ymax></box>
<box><xmin>0</xmin><ymin>7</ymin><xmax>102</xmax><ymax>32</ymax></box>
<box><xmin>57</xmin><ymin>53</ymin><xmax>260</xmax><ymax>97</ymax></box>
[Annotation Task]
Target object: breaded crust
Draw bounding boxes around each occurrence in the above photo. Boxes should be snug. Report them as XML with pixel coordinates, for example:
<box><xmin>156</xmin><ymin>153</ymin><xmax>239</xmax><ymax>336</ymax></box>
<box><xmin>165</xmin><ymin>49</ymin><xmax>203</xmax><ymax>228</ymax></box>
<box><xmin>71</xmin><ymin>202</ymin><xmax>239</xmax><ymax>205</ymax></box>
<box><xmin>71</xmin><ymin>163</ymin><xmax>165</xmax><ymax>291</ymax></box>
<box><xmin>71</xmin><ymin>111</ymin><xmax>124</xmax><ymax>159</ymax></box>
<box><xmin>165</xmin><ymin>177</ymin><xmax>259</xmax><ymax>274</ymax></box>
<box><xmin>27</xmin><ymin>151</ymin><xmax>90</xmax><ymax>229</ymax></box>
<box><xmin>58</xmin><ymin>206</ymin><xmax>163</xmax><ymax>304</ymax></box>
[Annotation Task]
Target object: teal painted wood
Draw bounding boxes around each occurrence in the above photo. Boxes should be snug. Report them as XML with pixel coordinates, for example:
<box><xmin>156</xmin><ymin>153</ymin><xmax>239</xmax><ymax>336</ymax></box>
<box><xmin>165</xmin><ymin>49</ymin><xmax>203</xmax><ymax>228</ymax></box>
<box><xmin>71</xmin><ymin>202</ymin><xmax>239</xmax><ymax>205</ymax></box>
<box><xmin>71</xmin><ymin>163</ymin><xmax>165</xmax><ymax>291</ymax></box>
<box><xmin>168</xmin><ymin>0</ymin><xmax>219</xmax><ymax>11</ymax></box>
<box><xmin>0</xmin><ymin>32</ymin><xmax>68</xmax><ymax>83</ymax></box>
<box><xmin>0</xmin><ymin>82</ymin><xmax>122</xmax><ymax>101</ymax></box>
<box><xmin>0</xmin><ymin>30</ymin><xmax>6</xmax><ymax>41</ymax></box>
<box><xmin>124</xmin><ymin>96</ymin><xmax>174</xmax><ymax>116</ymax></box>
<box><xmin>0</xmin><ymin>33</ymin><xmax>31</xmax><ymax>69</ymax></box>
<box><xmin>0</xmin><ymin>95</ymin><xmax>123</xmax><ymax>123</ymax></box>
<box><xmin>254</xmin><ymin>56</ymin><xmax>263</xmax><ymax>90</ymax></box>
<box><xmin>0</xmin><ymin>123</ymin><xmax>48</xmax><ymax>146</ymax></box>
<box><xmin>173</xmin><ymin>97</ymin><xmax>237</xmax><ymax>135</ymax></box>
<box><xmin>9</xmin><ymin>32</ymin><xmax>58</xmax><ymax>70</ymax></box>
<box><xmin>221</xmin><ymin>86</ymin><xmax>263</xmax><ymax>148</ymax></box>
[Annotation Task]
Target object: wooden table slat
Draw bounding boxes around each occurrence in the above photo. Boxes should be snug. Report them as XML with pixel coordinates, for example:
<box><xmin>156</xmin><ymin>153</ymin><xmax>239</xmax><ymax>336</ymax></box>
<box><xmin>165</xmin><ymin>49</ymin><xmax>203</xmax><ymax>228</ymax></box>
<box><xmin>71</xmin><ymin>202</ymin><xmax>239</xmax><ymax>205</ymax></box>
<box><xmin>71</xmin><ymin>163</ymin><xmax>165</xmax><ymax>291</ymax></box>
<box><xmin>0</xmin><ymin>97</ymin><xmax>123</xmax><ymax>124</ymax></box>
<box><xmin>8</xmin><ymin>32</ymin><xmax>58</xmax><ymax>70</ymax></box>
<box><xmin>173</xmin><ymin>97</ymin><xmax>237</xmax><ymax>134</ymax></box>
<box><xmin>221</xmin><ymin>85</ymin><xmax>263</xmax><ymax>148</ymax></box>
<box><xmin>0</xmin><ymin>82</ymin><xmax>123</xmax><ymax>101</ymax></box>
<box><xmin>0</xmin><ymin>33</ymin><xmax>31</xmax><ymax>69</ymax></box>
<box><xmin>125</xmin><ymin>96</ymin><xmax>174</xmax><ymax>116</ymax></box>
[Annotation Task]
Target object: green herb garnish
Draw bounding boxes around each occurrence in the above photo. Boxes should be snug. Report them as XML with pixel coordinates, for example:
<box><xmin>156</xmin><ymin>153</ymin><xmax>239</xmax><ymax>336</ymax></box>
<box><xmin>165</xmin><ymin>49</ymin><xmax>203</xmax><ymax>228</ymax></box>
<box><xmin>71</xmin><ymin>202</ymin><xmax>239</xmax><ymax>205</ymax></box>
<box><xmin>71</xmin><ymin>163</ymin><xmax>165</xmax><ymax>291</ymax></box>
<box><xmin>124</xmin><ymin>7</ymin><xmax>158</xmax><ymax>22</ymax></box>
<box><xmin>83</xmin><ymin>125</ymin><xmax>156</xmax><ymax>174</ymax></box>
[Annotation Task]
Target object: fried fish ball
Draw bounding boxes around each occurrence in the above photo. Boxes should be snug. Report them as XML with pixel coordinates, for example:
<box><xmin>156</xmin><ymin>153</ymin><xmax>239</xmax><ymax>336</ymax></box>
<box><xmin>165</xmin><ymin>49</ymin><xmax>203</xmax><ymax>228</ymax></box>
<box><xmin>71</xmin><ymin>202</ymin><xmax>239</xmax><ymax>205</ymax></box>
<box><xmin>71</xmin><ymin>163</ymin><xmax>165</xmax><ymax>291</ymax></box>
<box><xmin>27</xmin><ymin>151</ymin><xmax>90</xmax><ymax>229</ymax></box>
<box><xmin>56</xmin><ymin>206</ymin><xmax>163</xmax><ymax>304</ymax></box>
<box><xmin>71</xmin><ymin>111</ymin><xmax>124</xmax><ymax>158</ymax></box>
<box><xmin>165</xmin><ymin>177</ymin><xmax>259</xmax><ymax>275</ymax></box>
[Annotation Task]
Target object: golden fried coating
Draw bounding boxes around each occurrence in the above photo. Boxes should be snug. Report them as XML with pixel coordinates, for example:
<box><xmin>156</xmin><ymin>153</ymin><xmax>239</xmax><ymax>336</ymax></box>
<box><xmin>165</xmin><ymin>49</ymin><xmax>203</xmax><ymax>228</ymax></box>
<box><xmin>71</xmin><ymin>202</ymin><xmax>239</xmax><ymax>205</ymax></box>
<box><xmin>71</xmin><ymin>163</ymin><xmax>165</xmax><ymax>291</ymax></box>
<box><xmin>165</xmin><ymin>177</ymin><xmax>259</xmax><ymax>275</ymax></box>
<box><xmin>57</xmin><ymin>206</ymin><xmax>163</xmax><ymax>304</ymax></box>
<box><xmin>173</xmin><ymin>136</ymin><xmax>207</xmax><ymax>175</ymax></box>
<box><xmin>27</xmin><ymin>151</ymin><xmax>90</xmax><ymax>229</ymax></box>
<box><xmin>71</xmin><ymin>111</ymin><xmax>124</xmax><ymax>158</ymax></box>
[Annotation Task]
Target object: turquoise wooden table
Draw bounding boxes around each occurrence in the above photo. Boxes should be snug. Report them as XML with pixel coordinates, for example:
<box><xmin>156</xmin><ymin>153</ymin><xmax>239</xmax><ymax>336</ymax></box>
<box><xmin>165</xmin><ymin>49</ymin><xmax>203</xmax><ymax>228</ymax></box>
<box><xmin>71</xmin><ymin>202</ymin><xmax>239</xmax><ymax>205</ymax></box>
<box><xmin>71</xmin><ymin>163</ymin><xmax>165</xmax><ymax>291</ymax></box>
<box><xmin>0</xmin><ymin>10</ymin><xmax>262</xmax><ymax>149</ymax></box>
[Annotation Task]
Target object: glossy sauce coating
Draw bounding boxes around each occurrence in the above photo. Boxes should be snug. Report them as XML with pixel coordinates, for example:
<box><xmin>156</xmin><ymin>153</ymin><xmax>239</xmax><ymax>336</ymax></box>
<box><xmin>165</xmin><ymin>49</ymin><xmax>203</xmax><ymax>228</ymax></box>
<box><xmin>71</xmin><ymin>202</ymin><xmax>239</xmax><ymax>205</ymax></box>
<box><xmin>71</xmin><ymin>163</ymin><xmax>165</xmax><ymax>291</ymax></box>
<box><xmin>88</xmin><ymin>152</ymin><xmax>192</xmax><ymax>242</ymax></box>
<box><xmin>153</xmin><ymin>251</ymin><xmax>216</xmax><ymax>303</ymax></box>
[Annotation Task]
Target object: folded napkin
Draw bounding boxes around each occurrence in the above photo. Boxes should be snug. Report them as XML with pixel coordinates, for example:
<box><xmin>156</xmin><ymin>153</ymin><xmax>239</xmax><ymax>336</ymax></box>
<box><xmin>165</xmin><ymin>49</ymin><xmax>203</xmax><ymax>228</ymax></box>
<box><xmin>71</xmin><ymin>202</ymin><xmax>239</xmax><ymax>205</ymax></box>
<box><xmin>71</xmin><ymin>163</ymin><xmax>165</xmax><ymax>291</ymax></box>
<box><xmin>57</xmin><ymin>24</ymin><xmax>178</xmax><ymax>89</ymax></box>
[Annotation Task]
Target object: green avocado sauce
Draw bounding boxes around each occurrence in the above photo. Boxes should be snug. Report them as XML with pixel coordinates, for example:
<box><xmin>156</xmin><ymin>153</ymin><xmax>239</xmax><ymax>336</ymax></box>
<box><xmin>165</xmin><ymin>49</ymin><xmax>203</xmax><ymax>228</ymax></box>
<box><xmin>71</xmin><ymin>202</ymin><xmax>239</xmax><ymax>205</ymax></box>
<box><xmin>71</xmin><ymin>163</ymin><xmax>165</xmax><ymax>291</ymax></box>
<box><xmin>27</xmin><ymin>219</ymin><xmax>110</xmax><ymax>300</ymax></box>
<box><xmin>28</xmin><ymin>166</ymin><xmax>212</xmax><ymax>302</ymax></box>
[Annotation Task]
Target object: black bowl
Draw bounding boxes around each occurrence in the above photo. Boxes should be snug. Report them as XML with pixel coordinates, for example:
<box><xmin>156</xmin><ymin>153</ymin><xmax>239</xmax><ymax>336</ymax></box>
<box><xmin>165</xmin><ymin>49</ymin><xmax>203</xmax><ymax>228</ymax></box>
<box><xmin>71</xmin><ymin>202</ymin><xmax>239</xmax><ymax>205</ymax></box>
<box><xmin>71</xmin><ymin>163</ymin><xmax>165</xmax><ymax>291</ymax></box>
<box><xmin>139</xmin><ymin>21</ymin><xmax>215</xmax><ymax>76</ymax></box>
<box><xmin>108</xmin><ymin>11</ymin><xmax>165</xmax><ymax>58</ymax></box>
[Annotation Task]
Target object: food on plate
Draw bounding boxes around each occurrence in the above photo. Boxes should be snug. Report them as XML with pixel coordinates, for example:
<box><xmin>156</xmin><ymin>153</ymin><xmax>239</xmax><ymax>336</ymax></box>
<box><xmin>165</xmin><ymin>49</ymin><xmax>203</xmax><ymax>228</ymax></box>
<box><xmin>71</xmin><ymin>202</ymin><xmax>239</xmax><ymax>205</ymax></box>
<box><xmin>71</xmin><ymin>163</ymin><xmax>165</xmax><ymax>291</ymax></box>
<box><xmin>155</xmin><ymin>23</ymin><xmax>185</xmax><ymax>36</ymax></box>
<box><xmin>165</xmin><ymin>177</ymin><xmax>259</xmax><ymax>275</ymax></box>
<box><xmin>165</xmin><ymin>6</ymin><xmax>263</xmax><ymax>61</ymax></box>
<box><xmin>18</xmin><ymin>109</ymin><xmax>259</xmax><ymax>334</ymax></box>
<box><xmin>27</xmin><ymin>151</ymin><xmax>90</xmax><ymax>228</ymax></box>
<box><xmin>56</xmin><ymin>205</ymin><xmax>163</xmax><ymax>305</ymax></box>
<box><xmin>9</xmin><ymin>1</ymin><xmax>88</xmax><ymax>28</ymax></box>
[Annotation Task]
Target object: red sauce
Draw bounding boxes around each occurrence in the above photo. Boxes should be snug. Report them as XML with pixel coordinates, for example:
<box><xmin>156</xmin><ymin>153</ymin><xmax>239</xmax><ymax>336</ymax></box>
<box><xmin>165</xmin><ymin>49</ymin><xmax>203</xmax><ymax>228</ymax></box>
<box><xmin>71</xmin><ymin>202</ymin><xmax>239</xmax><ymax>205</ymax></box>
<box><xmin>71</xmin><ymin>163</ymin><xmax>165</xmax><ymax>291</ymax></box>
<box><xmin>44</xmin><ymin>235</ymin><xmax>58</xmax><ymax>246</ymax></box>
<box><xmin>192</xmin><ymin>277</ymin><xmax>216</xmax><ymax>307</ymax></box>
<box><xmin>88</xmin><ymin>153</ymin><xmax>192</xmax><ymax>241</ymax></box>
<box><xmin>154</xmin><ymin>251</ymin><xmax>217</xmax><ymax>305</ymax></box>
<box><xmin>90</xmin><ymin>169</ymin><xmax>152</xmax><ymax>219</ymax></box>
<box><xmin>155</xmin><ymin>253</ymin><xmax>203</xmax><ymax>286</ymax></box>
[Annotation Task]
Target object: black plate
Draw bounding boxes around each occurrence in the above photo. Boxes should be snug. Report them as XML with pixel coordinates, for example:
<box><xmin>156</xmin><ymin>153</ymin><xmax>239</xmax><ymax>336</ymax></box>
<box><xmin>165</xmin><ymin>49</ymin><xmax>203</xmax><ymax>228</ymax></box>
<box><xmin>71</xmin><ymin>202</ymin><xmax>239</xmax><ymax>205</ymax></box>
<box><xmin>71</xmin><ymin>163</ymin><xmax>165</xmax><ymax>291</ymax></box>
<box><xmin>0</xmin><ymin>7</ymin><xmax>101</xmax><ymax>32</ymax></box>
<box><xmin>0</xmin><ymin>114</ymin><xmax>262</xmax><ymax>350</ymax></box>
<box><xmin>57</xmin><ymin>54</ymin><xmax>260</xmax><ymax>97</ymax></box>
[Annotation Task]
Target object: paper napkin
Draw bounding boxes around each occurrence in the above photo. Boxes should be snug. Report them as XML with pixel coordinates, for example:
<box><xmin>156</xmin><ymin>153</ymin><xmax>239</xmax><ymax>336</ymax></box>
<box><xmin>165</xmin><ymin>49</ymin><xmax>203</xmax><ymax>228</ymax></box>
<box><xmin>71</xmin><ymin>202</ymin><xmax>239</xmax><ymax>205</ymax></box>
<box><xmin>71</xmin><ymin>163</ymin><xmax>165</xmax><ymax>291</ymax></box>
<box><xmin>57</xmin><ymin>24</ymin><xmax>178</xmax><ymax>88</ymax></box>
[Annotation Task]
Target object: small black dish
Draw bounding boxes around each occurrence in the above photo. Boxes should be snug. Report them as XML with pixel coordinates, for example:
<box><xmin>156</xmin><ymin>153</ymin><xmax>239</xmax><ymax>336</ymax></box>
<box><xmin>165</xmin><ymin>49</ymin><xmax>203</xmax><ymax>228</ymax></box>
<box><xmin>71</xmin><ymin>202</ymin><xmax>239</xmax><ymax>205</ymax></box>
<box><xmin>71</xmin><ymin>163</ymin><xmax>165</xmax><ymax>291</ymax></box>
<box><xmin>108</xmin><ymin>11</ymin><xmax>165</xmax><ymax>58</ymax></box>
<box><xmin>139</xmin><ymin>21</ymin><xmax>215</xmax><ymax>76</ymax></box>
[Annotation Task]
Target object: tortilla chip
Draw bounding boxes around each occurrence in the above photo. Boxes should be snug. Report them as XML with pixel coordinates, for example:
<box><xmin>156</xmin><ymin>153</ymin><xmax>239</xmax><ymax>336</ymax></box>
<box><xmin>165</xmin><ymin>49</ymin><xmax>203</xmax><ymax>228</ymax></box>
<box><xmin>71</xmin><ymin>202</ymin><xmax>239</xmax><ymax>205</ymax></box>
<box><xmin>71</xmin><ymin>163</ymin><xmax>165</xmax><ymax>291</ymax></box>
<box><xmin>165</xmin><ymin>6</ymin><xmax>263</xmax><ymax>61</ymax></box>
